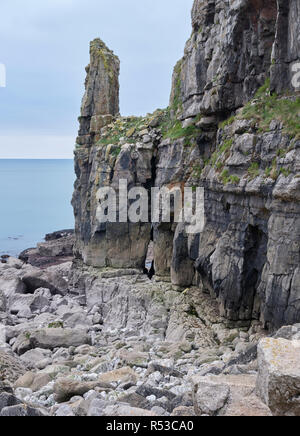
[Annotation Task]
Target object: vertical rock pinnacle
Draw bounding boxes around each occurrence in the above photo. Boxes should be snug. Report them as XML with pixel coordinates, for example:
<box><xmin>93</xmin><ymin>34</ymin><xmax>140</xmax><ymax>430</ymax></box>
<box><xmin>79</xmin><ymin>38</ymin><xmax>120</xmax><ymax>136</ymax></box>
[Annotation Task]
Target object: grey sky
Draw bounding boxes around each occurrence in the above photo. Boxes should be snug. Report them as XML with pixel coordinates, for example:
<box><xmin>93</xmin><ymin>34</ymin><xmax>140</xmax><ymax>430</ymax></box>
<box><xmin>0</xmin><ymin>0</ymin><xmax>194</xmax><ymax>158</ymax></box>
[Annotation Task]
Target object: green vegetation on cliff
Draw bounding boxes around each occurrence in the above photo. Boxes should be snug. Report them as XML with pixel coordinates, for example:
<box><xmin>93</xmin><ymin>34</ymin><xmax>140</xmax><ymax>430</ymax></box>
<box><xmin>220</xmin><ymin>78</ymin><xmax>300</xmax><ymax>140</ymax></box>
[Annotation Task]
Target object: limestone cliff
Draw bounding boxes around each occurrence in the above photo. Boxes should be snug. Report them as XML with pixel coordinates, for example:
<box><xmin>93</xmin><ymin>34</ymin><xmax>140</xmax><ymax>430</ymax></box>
<box><xmin>73</xmin><ymin>1</ymin><xmax>300</xmax><ymax>331</ymax></box>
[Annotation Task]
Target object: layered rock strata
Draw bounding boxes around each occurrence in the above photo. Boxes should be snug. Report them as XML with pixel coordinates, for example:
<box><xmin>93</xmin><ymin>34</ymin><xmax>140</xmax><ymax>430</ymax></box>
<box><xmin>73</xmin><ymin>1</ymin><xmax>300</xmax><ymax>330</ymax></box>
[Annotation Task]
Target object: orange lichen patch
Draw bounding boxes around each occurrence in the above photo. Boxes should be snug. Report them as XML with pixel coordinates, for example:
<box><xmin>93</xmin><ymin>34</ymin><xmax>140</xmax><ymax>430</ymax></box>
<box><xmin>261</xmin><ymin>338</ymin><xmax>300</xmax><ymax>373</ymax></box>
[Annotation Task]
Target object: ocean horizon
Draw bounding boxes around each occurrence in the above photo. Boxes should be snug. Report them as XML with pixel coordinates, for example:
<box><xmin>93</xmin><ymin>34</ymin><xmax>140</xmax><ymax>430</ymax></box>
<box><xmin>0</xmin><ymin>159</ymin><xmax>75</xmax><ymax>257</ymax></box>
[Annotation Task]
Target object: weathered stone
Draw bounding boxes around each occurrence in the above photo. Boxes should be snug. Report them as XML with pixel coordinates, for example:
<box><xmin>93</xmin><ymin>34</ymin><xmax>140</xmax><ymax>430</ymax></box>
<box><xmin>98</xmin><ymin>367</ymin><xmax>138</xmax><ymax>385</ymax></box>
<box><xmin>15</xmin><ymin>372</ymin><xmax>52</xmax><ymax>392</ymax></box>
<box><xmin>0</xmin><ymin>404</ymin><xmax>46</xmax><ymax>417</ymax></box>
<box><xmin>54</xmin><ymin>378</ymin><xmax>112</xmax><ymax>403</ymax></box>
<box><xmin>136</xmin><ymin>384</ymin><xmax>176</xmax><ymax>402</ymax></box>
<box><xmin>256</xmin><ymin>338</ymin><xmax>300</xmax><ymax>416</ymax></box>
<box><xmin>192</xmin><ymin>374</ymin><xmax>271</xmax><ymax>417</ymax></box>
<box><xmin>117</xmin><ymin>393</ymin><xmax>150</xmax><ymax>410</ymax></box>
<box><xmin>171</xmin><ymin>406</ymin><xmax>196</xmax><ymax>416</ymax></box>
<box><xmin>81</xmin><ymin>38</ymin><xmax>119</xmax><ymax>122</ymax></box>
<box><xmin>102</xmin><ymin>404</ymin><xmax>157</xmax><ymax>417</ymax></box>
<box><xmin>270</xmin><ymin>0</ymin><xmax>300</xmax><ymax>94</ymax></box>
<box><xmin>22</xmin><ymin>268</ymin><xmax>68</xmax><ymax>296</ymax></box>
<box><xmin>0</xmin><ymin>393</ymin><xmax>22</xmax><ymax>412</ymax></box>
<box><xmin>192</xmin><ymin>379</ymin><xmax>230</xmax><ymax>416</ymax></box>
<box><xmin>0</xmin><ymin>350</ymin><xmax>27</xmax><ymax>383</ymax></box>
<box><xmin>13</xmin><ymin>328</ymin><xmax>90</xmax><ymax>354</ymax></box>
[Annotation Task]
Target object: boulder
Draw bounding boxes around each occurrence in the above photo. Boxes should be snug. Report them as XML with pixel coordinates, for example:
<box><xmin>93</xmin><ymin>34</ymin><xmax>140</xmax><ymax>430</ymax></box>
<box><xmin>117</xmin><ymin>350</ymin><xmax>149</xmax><ymax>368</ymax></box>
<box><xmin>256</xmin><ymin>338</ymin><xmax>300</xmax><ymax>416</ymax></box>
<box><xmin>14</xmin><ymin>328</ymin><xmax>91</xmax><ymax>354</ymax></box>
<box><xmin>273</xmin><ymin>324</ymin><xmax>300</xmax><ymax>341</ymax></box>
<box><xmin>0</xmin><ymin>404</ymin><xmax>46</xmax><ymax>416</ymax></box>
<box><xmin>0</xmin><ymin>275</ymin><xmax>26</xmax><ymax>298</ymax></box>
<box><xmin>147</xmin><ymin>362</ymin><xmax>183</xmax><ymax>378</ymax></box>
<box><xmin>192</xmin><ymin>380</ymin><xmax>230</xmax><ymax>416</ymax></box>
<box><xmin>102</xmin><ymin>404</ymin><xmax>157</xmax><ymax>417</ymax></box>
<box><xmin>136</xmin><ymin>384</ymin><xmax>176</xmax><ymax>402</ymax></box>
<box><xmin>22</xmin><ymin>269</ymin><xmax>68</xmax><ymax>296</ymax></box>
<box><xmin>15</xmin><ymin>372</ymin><xmax>52</xmax><ymax>392</ymax></box>
<box><xmin>192</xmin><ymin>374</ymin><xmax>271</xmax><ymax>416</ymax></box>
<box><xmin>53</xmin><ymin>378</ymin><xmax>112</xmax><ymax>403</ymax></box>
<box><xmin>0</xmin><ymin>350</ymin><xmax>27</xmax><ymax>383</ymax></box>
<box><xmin>98</xmin><ymin>367</ymin><xmax>138</xmax><ymax>385</ymax></box>
<box><xmin>171</xmin><ymin>406</ymin><xmax>196</xmax><ymax>416</ymax></box>
<box><xmin>8</xmin><ymin>294</ymin><xmax>35</xmax><ymax>314</ymax></box>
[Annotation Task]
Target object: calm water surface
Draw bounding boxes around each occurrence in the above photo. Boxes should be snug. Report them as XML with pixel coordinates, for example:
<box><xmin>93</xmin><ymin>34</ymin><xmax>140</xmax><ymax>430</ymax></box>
<box><xmin>0</xmin><ymin>159</ymin><xmax>75</xmax><ymax>256</ymax></box>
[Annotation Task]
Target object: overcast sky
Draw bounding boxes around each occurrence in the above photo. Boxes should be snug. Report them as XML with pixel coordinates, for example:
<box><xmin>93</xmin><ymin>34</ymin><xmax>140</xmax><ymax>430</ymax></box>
<box><xmin>0</xmin><ymin>0</ymin><xmax>194</xmax><ymax>158</ymax></box>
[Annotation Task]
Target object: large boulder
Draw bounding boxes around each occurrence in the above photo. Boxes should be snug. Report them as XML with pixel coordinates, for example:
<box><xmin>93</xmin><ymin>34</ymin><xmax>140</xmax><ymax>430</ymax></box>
<box><xmin>14</xmin><ymin>372</ymin><xmax>52</xmax><ymax>392</ymax></box>
<box><xmin>0</xmin><ymin>404</ymin><xmax>46</xmax><ymax>416</ymax></box>
<box><xmin>256</xmin><ymin>338</ymin><xmax>300</xmax><ymax>416</ymax></box>
<box><xmin>0</xmin><ymin>393</ymin><xmax>22</xmax><ymax>412</ymax></box>
<box><xmin>192</xmin><ymin>374</ymin><xmax>271</xmax><ymax>416</ymax></box>
<box><xmin>8</xmin><ymin>294</ymin><xmax>35</xmax><ymax>315</ymax></box>
<box><xmin>21</xmin><ymin>269</ymin><xmax>68</xmax><ymax>296</ymax></box>
<box><xmin>29</xmin><ymin>328</ymin><xmax>91</xmax><ymax>350</ymax></box>
<box><xmin>273</xmin><ymin>324</ymin><xmax>300</xmax><ymax>341</ymax></box>
<box><xmin>20</xmin><ymin>348</ymin><xmax>52</xmax><ymax>369</ymax></box>
<box><xmin>13</xmin><ymin>328</ymin><xmax>91</xmax><ymax>354</ymax></box>
<box><xmin>98</xmin><ymin>367</ymin><xmax>138</xmax><ymax>385</ymax></box>
<box><xmin>54</xmin><ymin>377</ymin><xmax>112</xmax><ymax>403</ymax></box>
<box><xmin>0</xmin><ymin>350</ymin><xmax>27</xmax><ymax>384</ymax></box>
<box><xmin>0</xmin><ymin>274</ymin><xmax>26</xmax><ymax>299</ymax></box>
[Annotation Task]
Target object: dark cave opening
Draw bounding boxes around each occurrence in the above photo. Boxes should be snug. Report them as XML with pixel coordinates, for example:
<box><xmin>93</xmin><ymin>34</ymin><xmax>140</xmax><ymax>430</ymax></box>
<box><xmin>144</xmin><ymin>239</ymin><xmax>155</xmax><ymax>279</ymax></box>
<box><xmin>242</xmin><ymin>224</ymin><xmax>268</xmax><ymax>318</ymax></box>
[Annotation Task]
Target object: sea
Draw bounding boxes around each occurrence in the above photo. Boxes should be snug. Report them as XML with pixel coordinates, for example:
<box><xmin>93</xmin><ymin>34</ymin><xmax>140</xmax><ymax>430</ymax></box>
<box><xmin>0</xmin><ymin>159</ymin><xmax>75</xmax><ymax>257</ymax></box>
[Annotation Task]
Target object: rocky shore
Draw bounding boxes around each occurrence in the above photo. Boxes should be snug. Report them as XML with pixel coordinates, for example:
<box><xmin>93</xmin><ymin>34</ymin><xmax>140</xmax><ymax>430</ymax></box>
<box><xmin>1</xmin><ymin>0</ymin><xmax>300</xmax><ymax>417</ymax></box>
<box><xmin>0</xmin><ymin>238</ymin><xmax>299</xmax><ymax>416</ymax></box>
<box><xmin>18</xmin><ymin>230</ymin><xmax>74</xmax><ymax>269</ymax></box>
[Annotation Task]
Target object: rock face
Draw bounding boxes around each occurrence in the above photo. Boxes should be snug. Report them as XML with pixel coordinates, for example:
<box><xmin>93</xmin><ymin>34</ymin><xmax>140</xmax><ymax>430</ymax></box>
<box><xmin>72</xmin><ymin>1</ymin><xmax>300</xmax><ymax>331</ymax></box>
<box><xmin>270</xmin><ymin>0</ymin><xmax>300</xmax><ymax>93</ymax></box>
<box><xmin>173</xmin><ymin>0</ymin><xmax>277</xmax><ymax>118</ymax></box>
